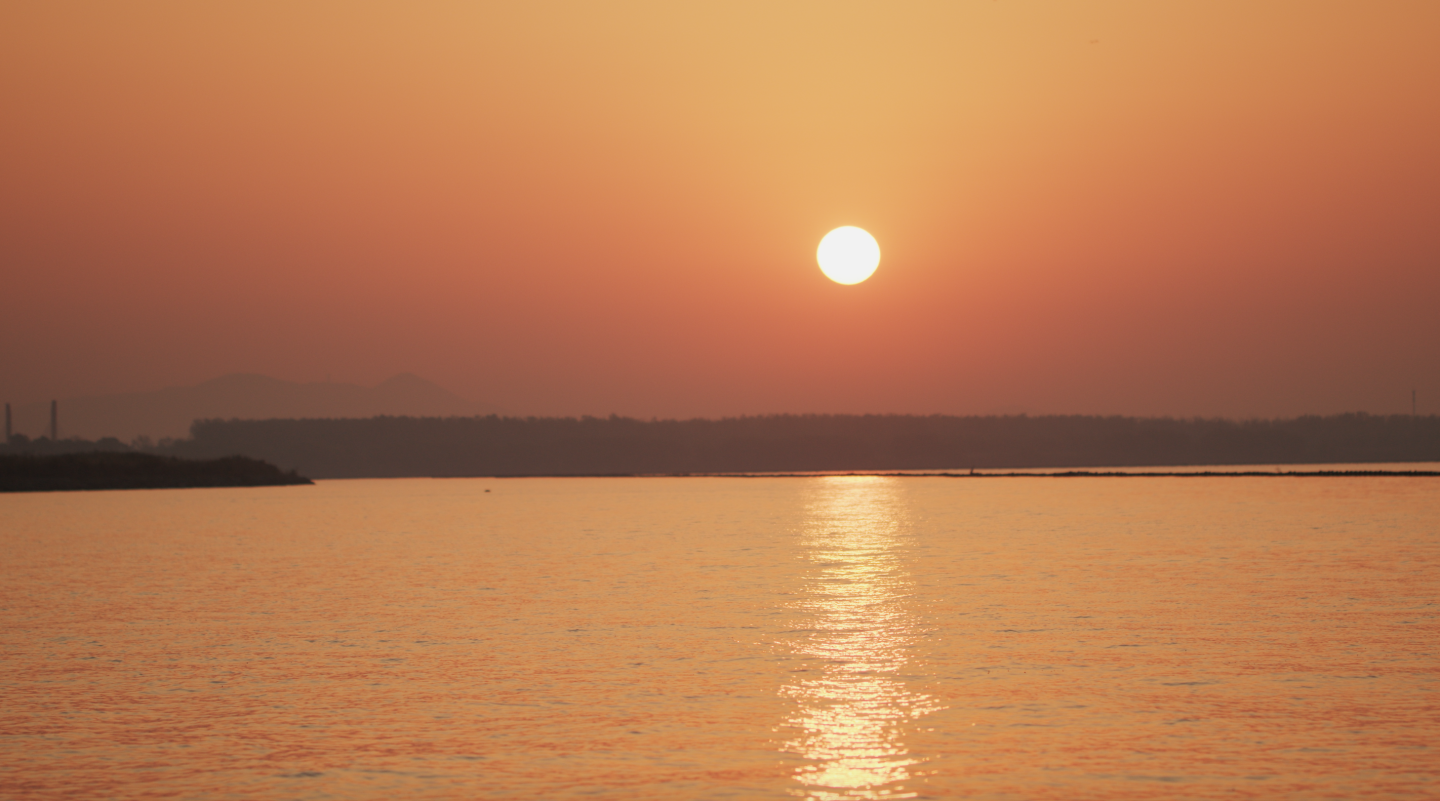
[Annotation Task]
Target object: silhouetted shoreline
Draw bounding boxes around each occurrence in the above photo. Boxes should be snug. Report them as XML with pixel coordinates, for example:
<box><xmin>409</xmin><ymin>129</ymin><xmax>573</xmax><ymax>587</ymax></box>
<box><xmin>428</xmin><ymin>469</ymin><xmax>1440</xmax><ymax>478</ymax></box>
<box><xmin>6</xmin><ymin>413</ymin><xmax>1436</xmax><ymax>480</ymax></box>
<box><xmin>0</xmin><ymin>452</ymin><xmax>313</xmax><ymax>493</ymax></box>
<box><xmin>683</xmin><ymin>469</ymin><xmax>1440</xmax><ymax>478</ymax></box>
<box><xmin>158</xmin><ymin>412</ymin><xmax>1439</xmax><ymax>479</ymax></box>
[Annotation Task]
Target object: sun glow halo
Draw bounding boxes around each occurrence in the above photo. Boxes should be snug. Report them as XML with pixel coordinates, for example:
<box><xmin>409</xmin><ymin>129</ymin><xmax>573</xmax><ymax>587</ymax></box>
<box><xmin>817</xmin><ymin>226</ymin><xmax>881</xmax><ymax>285</ymax></box>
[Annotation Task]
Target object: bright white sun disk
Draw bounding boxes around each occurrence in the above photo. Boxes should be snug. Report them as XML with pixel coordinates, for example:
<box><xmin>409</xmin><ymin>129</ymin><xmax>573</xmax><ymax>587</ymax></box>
<box><xmin>817</xmin><ymin>227</ymin><xmax>880</xmax><ymax>285</ymax></box>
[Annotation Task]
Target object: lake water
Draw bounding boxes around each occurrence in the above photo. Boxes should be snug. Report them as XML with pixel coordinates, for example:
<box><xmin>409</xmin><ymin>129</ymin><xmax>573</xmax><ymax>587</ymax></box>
<box><xmin>2</xmin><ymin>473</ymin><xmax>1437</xmax><ymax>799</ymax></box>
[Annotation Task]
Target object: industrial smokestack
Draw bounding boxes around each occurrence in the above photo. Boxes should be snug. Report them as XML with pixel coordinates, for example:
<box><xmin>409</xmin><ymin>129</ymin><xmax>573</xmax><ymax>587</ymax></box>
<box><xmin>50</xmin><ymin>400</ymin><xmax>58</xmax><ymax>441</ymax></box>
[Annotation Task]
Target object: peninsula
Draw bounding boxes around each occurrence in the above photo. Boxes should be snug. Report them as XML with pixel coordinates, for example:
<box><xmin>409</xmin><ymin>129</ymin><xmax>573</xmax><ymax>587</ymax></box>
<box><xmin>0</xmin><ymin>452</ymin><xmax>313</xmax><ymax>493</ymax></box>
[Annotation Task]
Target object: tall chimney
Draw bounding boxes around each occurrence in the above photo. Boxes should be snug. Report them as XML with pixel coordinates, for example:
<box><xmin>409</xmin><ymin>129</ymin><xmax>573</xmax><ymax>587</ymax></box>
<box><xmin>50</xmin><ymin>400</ymin><xmax>58</xmax><ymax>441</ymax></box>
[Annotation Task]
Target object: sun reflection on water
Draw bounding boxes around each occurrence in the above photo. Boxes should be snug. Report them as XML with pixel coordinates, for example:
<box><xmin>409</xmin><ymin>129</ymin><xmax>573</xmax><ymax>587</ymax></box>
<box><xmin>783</xmin><ymin>476</ymin><xmax>942</xmax><ymax>799</ymax></box>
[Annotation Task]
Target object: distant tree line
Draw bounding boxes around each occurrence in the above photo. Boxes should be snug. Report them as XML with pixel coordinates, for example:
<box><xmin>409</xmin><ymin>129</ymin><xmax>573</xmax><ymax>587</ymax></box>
<box><xmin>157</xmin><ymin>413</ymin><xmax>1440</xmax><ymax>479</ymax></box>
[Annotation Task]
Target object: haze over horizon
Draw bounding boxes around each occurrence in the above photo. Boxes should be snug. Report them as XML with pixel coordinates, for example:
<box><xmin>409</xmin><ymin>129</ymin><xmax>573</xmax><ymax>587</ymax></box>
<box><xmin>3</xmin><ymin>2</ymin><xmax>1437</xmax><ymax>420</ymax></box>
<box><xmin>3</xmin><ymin>372</ymin><xmax>506</xmax><ymax>442</ymax></box>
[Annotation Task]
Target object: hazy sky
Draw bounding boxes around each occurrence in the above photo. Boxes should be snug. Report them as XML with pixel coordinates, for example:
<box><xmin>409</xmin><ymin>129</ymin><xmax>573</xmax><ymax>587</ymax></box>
<box><xmin>3</xmin><ymin>1</ymin><xmax>1437</xmax><ymax>419</ymax></box>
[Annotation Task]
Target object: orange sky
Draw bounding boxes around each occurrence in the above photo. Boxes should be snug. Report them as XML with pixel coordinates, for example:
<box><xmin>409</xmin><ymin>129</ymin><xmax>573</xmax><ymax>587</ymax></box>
<box><xmin>3</xmin><ymin>1</ymin><xmax>1437</xmax><ymax>419</ymax></box>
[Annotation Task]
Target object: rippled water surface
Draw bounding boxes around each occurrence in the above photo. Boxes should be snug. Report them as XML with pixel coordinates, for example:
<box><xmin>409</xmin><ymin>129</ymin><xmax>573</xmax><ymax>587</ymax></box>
<box><xmin>2</xmin><ymin>475</ymin><xmax>1437</xmax><ymax>799</ymax></box>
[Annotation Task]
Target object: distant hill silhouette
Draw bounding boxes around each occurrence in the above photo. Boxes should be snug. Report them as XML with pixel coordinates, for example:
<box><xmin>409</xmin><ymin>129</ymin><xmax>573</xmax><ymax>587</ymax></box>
<box><xmin>8</xmin><ymin>373</ymin><xmax>503</xmax><ymax>442</ymax></box>
<box><xmin>161</xmin><ymin>412</ymin><xmax>1440</xmax><ymax>478</ymax></box>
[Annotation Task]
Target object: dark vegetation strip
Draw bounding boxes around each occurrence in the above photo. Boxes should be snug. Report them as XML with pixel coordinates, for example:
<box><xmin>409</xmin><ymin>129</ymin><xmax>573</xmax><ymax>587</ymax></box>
<box><xmin>447</xmin><ymin>469</ymin><xmax>1440</xmax><ymax>478</ymax></box>
<box><xmin>152</xmin><ymin>412</ymin><xmax>1440</xmax><ymax>478</ymax></box>
<box><xmin>0</xmin><ymin>452</ymin><xmax>312</xmax><ymax>492</ymax></box>
<box><xmin>705</xmin><ymin>470</ymin><xmax>1440</xmax><ymax>478</ymax></box>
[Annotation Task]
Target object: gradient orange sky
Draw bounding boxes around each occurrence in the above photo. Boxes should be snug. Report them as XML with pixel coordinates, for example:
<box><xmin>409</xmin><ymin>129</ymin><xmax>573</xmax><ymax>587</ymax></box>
<box><xmin>3</xmin><ymin>1</ymin><xmax>1437</xmax><ymax>419</ymax></box>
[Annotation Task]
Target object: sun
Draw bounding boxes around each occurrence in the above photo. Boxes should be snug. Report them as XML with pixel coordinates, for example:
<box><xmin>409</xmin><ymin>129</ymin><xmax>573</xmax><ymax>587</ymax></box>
<box><xmin>816</xmin><ymin>226</ymin><xmax>880</xmax><ymax>285</ymax></box>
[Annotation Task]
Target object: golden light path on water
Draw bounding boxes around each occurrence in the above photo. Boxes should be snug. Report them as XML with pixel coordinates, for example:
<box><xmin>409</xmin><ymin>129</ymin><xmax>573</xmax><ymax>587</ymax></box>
<box><xmin>783</xmin><ymin>476</ymin><xmax>943</xmax><ymax>799</ymax></box>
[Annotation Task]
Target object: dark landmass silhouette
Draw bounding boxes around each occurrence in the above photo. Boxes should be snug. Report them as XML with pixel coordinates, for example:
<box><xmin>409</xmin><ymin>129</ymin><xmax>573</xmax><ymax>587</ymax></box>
<box><xmin>154</xmin><ymin>412</ymin><xmax>1440</xmax><ymax>478</ymax></box>
<box><xmin>0</xmin><ymin>452</ymin><xmax>312</xmax><ymax>492</ymax></box>
<box><xmin>0</xmin><ymin>433</ymin><xmax>132</xmax><ymax>455</ymax></box>
<box><xmin>7</xmin><ymin>373</ymin><xmax>502</xmax><ymax>442</ymax></box>
<box><xmin>730</xmin><ymin>469</ymin><xmax>1440</xmax><ymax>478</ymax></box>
